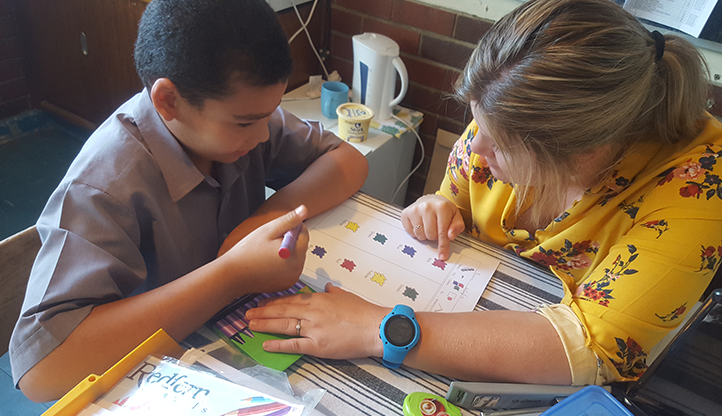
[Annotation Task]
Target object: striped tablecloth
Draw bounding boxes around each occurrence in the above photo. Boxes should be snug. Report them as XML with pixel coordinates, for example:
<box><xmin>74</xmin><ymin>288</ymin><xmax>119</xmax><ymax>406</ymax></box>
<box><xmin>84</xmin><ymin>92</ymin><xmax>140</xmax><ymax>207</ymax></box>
<box><xmin>189</xmin><ymin>193</ymin><xmax>564</xmax><ymax>416</ymax></box>
<box><xmin>286</xmin><ymin>193</ymin><xmax>563</xmax><ymax>416</ymax></box>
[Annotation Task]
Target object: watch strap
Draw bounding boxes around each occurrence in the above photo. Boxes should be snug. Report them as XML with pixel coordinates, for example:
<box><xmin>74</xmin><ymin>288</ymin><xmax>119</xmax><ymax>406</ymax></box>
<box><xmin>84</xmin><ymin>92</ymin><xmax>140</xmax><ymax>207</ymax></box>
<box><xmin>382</xmin><ymin>352</ymin><xmax>407</xmax><ymax>369</ymax></box>
<box><xmin>380</xmin><ymin>304</ymin><xmax>420</xmax><ymax>368</ymax></box>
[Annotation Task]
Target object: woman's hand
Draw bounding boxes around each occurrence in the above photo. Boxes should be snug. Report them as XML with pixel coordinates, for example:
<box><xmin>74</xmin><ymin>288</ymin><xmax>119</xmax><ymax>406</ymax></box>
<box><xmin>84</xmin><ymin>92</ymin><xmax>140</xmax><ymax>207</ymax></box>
<box><xmin>219</xmin><ymin>205</ymin><xmax>309</xmax><ymax>295</ymax></box>
<box><xmin>245</xmin><ymin>283</ymin><xmax>390</xmax><ymax>359</ymax></box>
<box><xmin>401</xmin><ymin>194</ymin><xmax>465</xmax><ymax>260</ymax></box>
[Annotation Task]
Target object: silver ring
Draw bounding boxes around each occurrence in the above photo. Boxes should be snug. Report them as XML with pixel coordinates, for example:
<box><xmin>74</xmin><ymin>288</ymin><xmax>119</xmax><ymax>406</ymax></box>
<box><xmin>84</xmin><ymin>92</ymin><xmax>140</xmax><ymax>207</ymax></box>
<box><xmin>413</xmin><ymin>224</ymin><xmax>423</xmax><ymax>230</ymax></box>
<box><xmin>296</xmin><ymin>319</ymin><xmax>302</xmax><ymax>336</ymax></box>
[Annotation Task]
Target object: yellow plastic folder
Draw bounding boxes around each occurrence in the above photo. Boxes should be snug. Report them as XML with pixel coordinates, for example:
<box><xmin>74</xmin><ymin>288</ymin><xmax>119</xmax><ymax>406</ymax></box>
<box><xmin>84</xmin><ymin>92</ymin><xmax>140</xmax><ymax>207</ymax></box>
<box><xmin>42</xmin><ymin>328</ymin><xmax>185</xmax><ymax>416</ymax></box>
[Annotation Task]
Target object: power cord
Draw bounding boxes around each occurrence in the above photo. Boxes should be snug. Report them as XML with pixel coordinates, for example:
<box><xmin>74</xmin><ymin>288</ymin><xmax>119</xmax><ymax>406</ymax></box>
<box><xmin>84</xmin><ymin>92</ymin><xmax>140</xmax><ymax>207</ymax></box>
<box><xmin>288</xmin><ymin>0</ymin><xmax>329</xmax><ymax>80</ymax></box>
<box><xmin>286</xmin><ymin>1</ymin><xmax>420</xmax><ymax>205</ymax></box>
<box><xmin>288</xmin><ymin>0</ymin><xmax>317</xmax><ymax>43</ymax></box>
<box><xmin>390</xmin><ymin>114</ymin><xmax>425</xmax><ymax>206</ymax></box>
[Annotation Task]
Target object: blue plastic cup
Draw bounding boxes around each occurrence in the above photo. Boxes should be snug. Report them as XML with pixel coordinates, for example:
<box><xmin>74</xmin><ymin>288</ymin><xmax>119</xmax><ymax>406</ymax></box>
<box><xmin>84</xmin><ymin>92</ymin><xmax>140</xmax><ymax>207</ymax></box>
<box><xmin>321</xmin><ymin>81</ymin><xmax>349</xmax><ymax>119</ymax></box>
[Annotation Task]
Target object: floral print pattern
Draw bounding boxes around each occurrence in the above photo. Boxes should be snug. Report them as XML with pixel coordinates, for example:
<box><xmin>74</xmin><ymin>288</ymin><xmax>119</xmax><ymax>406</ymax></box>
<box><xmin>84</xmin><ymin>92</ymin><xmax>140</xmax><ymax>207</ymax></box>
<box><xmin>530</xmin><ymin>239</ymin><xmax>599</xmax><ymax>272</ymax></box>
<box><xmin>440</xmin><ymin>119</ymin><xmax>722</xmax><ymax>382</ymax></box>
<box><xmin>640</xmin><ymin>219</ymin><xmax>669</xmax><ymax>239</ymax></box>
<box><xmin>598</xmin><ymin>192</ymin><xmax>617</xmax><ymax>207</ymax></box>
<box><xmin>502</xmin><ymin>220</ymin><xmax>535</xmax><ymax>241</ymax></box>
<box><xmin>611</xmin><ymin>337</ymin><xmax>647</xmax><ymax>378</ymax></box>
<box><xmin>598</xmin><ymin>171</ymin><xmax>632</xmax><ymax>207</ymax></box>
<box><xmin>655</xmin><ymin>303</ymin><xmax>687</xmax><ymax>322</ymax></box>
<box><xmin>446</xmin><ymin>128</ymin><xmax>475</xmax><ymax>196</ymax></box>
<box><xmin>554</xmin><ymin>211</ymin><xmax>570</xmax><ymax>223</ymax></box>
<box><xmin>699</xmin><ymin>241</ymin><xmax>722</xmax><ymax>273</ymax></box>
<box><xmin>613</xmin><ymin>175</ymin><xmax>631</xmax><ymax>189</ymax></box>
<box><xmin>471</xmin><ymin>165</ymin><xmax>496</xmax><ymax>190</ymax></box>
<box><xmin>618</xmin><ymin>196</ymin><xmax>644</xmax><ymax>219</ymax></box>
<box><xmin>658</xmin><ymin>146</ymin><xmax>722</xmax><ymax>200</ymax></box>
<box><xmin>576</xmin><ymin>245</ymin><xmax>639</xmax><ymax>307</ymax></box>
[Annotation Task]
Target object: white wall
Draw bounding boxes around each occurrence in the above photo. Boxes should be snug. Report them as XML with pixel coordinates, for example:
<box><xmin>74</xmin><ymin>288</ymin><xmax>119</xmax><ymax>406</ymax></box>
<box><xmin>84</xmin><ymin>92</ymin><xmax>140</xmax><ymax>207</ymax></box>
<box><xmin>416</xmin><ymin>0</ymin><xmax>722</xmax><ymax>86</ymax></box>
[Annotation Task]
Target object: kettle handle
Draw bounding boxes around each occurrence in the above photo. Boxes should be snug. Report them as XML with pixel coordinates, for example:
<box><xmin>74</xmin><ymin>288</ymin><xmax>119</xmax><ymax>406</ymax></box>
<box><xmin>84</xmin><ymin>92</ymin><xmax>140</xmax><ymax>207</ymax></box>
<box><xmin>389</xmin><ymin>56</ymin><xmax>408</xmax><ymax>108</ymax></box>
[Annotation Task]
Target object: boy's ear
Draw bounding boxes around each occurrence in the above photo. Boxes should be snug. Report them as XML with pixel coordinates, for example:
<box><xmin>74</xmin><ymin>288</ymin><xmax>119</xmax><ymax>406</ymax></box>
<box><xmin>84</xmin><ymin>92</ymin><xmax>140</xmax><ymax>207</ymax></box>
<box><xmin>150</xmin><ymin>78</ymin><xmax>181</xmax><ymax>121</ymax></box>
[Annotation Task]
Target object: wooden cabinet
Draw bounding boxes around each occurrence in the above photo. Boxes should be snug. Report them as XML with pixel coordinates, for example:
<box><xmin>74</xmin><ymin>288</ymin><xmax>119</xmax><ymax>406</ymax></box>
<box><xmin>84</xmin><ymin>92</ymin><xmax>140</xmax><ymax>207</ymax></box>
<box><xmin>14</xmin><ymin>0</ymin><xmax>329</xmax><ymax>126</ymax></box>
<box><xmin>14</xmin><ymin>0</ymin><xmax>146</xmax><ymax>126</ymax></box>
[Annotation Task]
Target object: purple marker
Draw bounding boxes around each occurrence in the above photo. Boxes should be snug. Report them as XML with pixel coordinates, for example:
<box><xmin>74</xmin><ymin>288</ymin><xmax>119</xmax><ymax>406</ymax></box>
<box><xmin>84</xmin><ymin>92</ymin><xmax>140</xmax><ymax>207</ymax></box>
<box><xmin>281</xmin><ymin>281</ymin><xmax>306</xmax><ymax>296</ymax></box>
<box><xmin>265</xmin><ymin>406</ymin><xmax>293</xmax><ymax>416</ymax></box>
<box><xmin>228</xmin><ymin>311</ymin><xmax>254</xmax><ymax>338</ymax></box>
<box><xmin>218</xmin><ymin>317</ymin><xmax>247</xmax><ymax>344</ymax></box>
<box><xmin>278</xmin><ymin>224</ymin><xmax>302</xmax><ymax>259</ymax></box>
<box><xmin>232</xmin><ymin>309</ymin><xmax>250</xmax><ymax>325</ymax></box>
<box><xmin>214</xmin><ymin>317</ymin><xmax>235</xmax><ymax>337</ymax></box>
<box><xmin>286</xmin><ymin>281</ymin><xmax>304</xmax><ymax>294</ymax></box>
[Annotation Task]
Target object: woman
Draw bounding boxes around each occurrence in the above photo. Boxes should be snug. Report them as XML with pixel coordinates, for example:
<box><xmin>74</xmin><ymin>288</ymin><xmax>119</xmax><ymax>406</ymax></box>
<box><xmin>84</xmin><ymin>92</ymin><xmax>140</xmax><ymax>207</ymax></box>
<box><xmin>245</xmin><ymin>0</ymin><xmax>721</xmax><ymax>385</ymax></box>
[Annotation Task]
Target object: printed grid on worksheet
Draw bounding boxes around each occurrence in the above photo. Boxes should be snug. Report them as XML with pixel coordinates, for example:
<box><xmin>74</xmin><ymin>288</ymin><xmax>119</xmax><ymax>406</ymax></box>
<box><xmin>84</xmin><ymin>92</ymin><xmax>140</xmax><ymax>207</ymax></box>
<box><xmin>300</xmin><ymin>199</ymin><xmax>500</xmax><ymax>312</ymax></box>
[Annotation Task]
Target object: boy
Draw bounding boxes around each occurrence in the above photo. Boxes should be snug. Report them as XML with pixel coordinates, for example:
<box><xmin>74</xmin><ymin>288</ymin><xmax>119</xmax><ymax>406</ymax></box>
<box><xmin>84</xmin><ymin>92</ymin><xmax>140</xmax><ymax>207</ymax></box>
<box><xmin>10</xmin><ymin>0</ymin><xmax>368</xmax><ymax>401</ymax></box>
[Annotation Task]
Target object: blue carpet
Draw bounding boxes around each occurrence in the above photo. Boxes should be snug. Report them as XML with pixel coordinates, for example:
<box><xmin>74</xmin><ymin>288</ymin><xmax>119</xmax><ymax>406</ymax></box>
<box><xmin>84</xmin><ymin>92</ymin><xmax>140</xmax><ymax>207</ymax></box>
<box><xmin>0</xmin><ymin>110</ymin><xmax>91</xmax><ymax>241</ymax></box>
<box><xmin>0</xmin><ymin>352</ymin><xmax>56</xmax><ymax>415</ymax></box>
<box><xmin>0</xmin><ymin>111</ymin><xmax>89</xmax><ymax>413</ymax></box>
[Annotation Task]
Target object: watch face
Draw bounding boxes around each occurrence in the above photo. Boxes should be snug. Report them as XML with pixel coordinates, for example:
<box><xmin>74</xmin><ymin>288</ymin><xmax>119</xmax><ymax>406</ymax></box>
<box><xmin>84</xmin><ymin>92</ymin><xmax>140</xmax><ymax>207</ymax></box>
<box><xmin>384</xmin><ymin>315</ymin><xmax>416</xmax><ymax>346</ymax></box>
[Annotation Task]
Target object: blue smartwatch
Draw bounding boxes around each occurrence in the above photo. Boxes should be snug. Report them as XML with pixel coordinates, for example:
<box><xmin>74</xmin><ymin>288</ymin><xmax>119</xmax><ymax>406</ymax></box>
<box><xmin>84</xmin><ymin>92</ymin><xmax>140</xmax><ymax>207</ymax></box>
<box><xmin>379</xmin><ymin>304</ymin><xmax>421</xmax><ymax>368</ymax></box>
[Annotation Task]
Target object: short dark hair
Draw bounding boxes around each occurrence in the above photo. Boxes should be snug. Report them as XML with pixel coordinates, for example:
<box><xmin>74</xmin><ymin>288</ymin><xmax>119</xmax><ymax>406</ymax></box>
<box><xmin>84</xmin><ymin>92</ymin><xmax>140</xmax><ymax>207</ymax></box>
<box><xmin>134</xmin><ymin>0</ymin><xmax>293</xmax><ymax>107</ymax></box>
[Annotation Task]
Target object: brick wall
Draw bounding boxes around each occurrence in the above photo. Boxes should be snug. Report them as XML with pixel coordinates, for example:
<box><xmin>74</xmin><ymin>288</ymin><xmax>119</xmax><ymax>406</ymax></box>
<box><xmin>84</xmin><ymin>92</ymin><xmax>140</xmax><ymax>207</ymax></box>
<box><xmin>326</xmin><ymin>0</ymin><xmax>722</xmax><ymax>206</ymax></box>
<box><xmin>326</xmin><ymin>0</ymin><xmax>491</xmax><ymax>206</ymax></box>
<box><xmin>0</xmin><ymin>0</ymin><xmax>31</xmax><ymax>120</ymax></box>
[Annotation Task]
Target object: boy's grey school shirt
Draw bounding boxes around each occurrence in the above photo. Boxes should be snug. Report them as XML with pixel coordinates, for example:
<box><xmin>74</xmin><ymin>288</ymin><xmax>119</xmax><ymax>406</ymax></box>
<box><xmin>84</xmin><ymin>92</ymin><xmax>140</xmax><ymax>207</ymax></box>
<box><xmin>9</xmin><ymin>89</ymin><xmax>343</xmax><ymax>386</ymax></box>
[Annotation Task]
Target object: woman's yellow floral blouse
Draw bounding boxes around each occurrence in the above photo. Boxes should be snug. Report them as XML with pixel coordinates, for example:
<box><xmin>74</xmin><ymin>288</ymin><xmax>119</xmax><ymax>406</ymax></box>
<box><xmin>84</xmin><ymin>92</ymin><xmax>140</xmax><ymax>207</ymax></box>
<box><xmin>439</xmin><ymin>114</ymin><xmax>722</xmax><ymax>381</ymax></box>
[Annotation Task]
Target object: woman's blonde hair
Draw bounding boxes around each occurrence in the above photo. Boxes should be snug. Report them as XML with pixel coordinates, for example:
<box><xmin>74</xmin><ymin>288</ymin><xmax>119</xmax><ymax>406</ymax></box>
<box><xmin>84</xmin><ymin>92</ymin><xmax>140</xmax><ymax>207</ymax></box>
<box><xmin>455</xmin><ymin>0</ymin><xmax>709</xmax><ymax>227</ymax></box>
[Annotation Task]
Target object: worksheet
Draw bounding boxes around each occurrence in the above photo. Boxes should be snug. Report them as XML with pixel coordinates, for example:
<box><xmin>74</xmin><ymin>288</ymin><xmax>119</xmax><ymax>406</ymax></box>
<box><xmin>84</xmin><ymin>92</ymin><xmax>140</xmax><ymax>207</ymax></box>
<box><xmin>623</xmin><ymin>0</ymin><xmax>716</xmax><ymax>37</ymax></box>
<box><xmin>300</xmin><ymin>199</ymin><xmax>500</xmax><ymax>312</ymax></box>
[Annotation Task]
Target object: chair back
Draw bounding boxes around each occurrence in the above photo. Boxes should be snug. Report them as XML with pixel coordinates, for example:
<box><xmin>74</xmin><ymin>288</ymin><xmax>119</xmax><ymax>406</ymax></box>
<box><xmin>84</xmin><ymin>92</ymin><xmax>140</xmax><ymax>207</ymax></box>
<box><xmin>0</xmin><ymin>226</ymin><xmax>40</xmax><ymax>355</ymax></box>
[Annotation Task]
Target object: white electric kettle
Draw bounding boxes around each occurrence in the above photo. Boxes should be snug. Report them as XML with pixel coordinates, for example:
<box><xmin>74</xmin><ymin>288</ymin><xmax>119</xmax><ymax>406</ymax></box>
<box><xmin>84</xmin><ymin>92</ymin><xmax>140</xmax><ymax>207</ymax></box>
<box><xmin>351</xmin><ymin>33</ymin><xmax>409</xmax><ymax>121</ymax></box>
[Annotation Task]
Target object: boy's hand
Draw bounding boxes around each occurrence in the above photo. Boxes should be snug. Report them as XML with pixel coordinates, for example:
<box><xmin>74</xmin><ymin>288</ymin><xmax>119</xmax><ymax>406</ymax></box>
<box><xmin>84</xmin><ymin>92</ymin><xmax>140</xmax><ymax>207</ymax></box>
<box><xmin>401</xmin><ymin>194</ymin><xmax>465</xmax><ymax>261</ymax></box>
<box><xmin>220</xmin><ymin>205</ymin><xmax>309</xmax><ymax>294</ymax></box>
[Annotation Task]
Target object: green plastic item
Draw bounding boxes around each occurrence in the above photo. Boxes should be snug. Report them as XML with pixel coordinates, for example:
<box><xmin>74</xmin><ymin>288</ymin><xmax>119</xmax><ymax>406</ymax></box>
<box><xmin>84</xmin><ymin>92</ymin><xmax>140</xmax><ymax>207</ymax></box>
<box><xmin>403</xmin><ymin>392</ymin><xmax>462</xmax><ymax>416</ymax></box>
<box><xmin>211</xmin><ymin>284</ymin><xmax>315</xmax><ymax>372</ymax></box>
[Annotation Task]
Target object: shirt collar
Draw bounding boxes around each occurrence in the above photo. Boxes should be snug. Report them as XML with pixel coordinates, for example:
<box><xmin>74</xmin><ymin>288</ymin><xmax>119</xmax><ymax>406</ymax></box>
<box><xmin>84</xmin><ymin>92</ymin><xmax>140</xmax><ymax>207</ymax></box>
<box><xmin>589</xmin><ymin>141</ymin><xmax>662</xmax><ymax>195</ymax></box>
<box><xmin>132</xmin><ymin>89</ymin><xmax>205</xmax><ymax>202</ymax></box>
